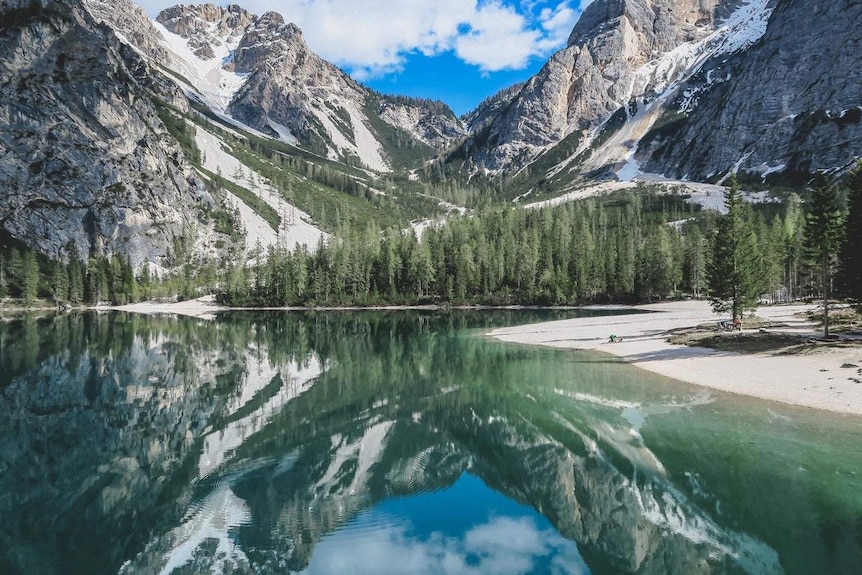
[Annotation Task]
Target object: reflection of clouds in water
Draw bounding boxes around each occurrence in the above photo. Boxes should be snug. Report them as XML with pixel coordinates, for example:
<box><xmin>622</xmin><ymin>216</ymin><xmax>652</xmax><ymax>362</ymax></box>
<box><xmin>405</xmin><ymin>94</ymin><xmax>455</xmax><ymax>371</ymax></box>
<box><xmin>300</xmin><ymin>516</ymin><xmax>588</xmax><ymax>575</ymax></box>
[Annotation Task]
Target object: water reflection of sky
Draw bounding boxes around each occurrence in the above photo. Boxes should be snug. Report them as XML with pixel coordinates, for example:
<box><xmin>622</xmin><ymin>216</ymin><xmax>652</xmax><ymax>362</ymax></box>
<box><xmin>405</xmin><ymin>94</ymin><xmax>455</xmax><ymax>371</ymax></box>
<box><xmin>300</xmin><ymin>474</ymin><xmax>589</xmax><ymax>575</ymax></box>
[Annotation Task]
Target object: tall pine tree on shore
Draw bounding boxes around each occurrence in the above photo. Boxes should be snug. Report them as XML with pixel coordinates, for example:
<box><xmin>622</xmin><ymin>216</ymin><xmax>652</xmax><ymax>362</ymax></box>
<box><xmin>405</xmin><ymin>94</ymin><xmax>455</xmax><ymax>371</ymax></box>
<box><xmin>20</xmin><ymin>251</ymin><xmax>39</xmax><ymax>304</ymax></box>
<box><xmin>839</xmin><ymin>162</ymin><xmax>862</xmax><ymax>309</ymax></box>
<box><xmin>803</xmin><ymin>173</ymin><xmax>844</xmax><ymax>337</ymax></box>
<box><xmin>706</xmin><ymin>176</ymin><xmax>760</xmax><ymax>321</ymax></box>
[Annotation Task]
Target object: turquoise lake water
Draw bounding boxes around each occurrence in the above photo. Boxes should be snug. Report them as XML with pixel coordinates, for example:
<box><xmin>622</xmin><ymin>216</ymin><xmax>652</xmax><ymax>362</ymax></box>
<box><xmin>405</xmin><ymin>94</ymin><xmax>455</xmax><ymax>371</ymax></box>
<box><xmin>1</xmin><ymin>310</ymin><xmax>861</xmax><ymax>574</ymax></box>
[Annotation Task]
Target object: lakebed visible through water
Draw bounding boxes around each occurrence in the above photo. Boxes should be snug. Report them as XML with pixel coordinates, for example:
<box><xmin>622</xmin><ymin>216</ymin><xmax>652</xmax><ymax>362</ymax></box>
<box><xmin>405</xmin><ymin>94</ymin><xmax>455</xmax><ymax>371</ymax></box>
<box><xmin>0</xmin><ymin>310</ymin><xmax>860</xmax><ymax>574</ymax></box>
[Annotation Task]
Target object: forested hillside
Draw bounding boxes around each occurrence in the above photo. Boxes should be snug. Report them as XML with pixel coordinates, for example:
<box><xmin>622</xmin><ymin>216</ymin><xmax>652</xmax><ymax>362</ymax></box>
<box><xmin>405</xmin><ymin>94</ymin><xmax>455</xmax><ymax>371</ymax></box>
<box><xmin>215</xmin><ymin>182</ymin><xmax>827</xmax><ymax>307</ymax></box>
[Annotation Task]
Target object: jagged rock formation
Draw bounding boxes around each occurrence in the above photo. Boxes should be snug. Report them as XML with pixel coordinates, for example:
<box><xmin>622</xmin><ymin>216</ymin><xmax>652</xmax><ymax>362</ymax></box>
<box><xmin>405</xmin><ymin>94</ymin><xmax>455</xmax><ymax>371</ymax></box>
<box><xmin>145</xmin><ymin>3</ymin><xmax>464</xmax><ymax>171</ymax></box>
<box><xmin>83</xmin><ymin>0</ymin><xmax>172</xmax><ymax>66</ymax></box>
<box><xmin>459</xmin><ymin>0</ymin><xmax>743</xmax><ymax>174</ymax></box>
<box><xmin>227</xmin><ymin>12</ymin><xmax>391</xmax><ymax>168</ymax></box>
<box><xmin>0</xmin><ymin>0</ymin><xmax>217</xmax><ymax>268</ymax></box>
<box><xmin>225</xmin><ymin>11</ymin><xmax>463</xmax><ymax>170</ymax></box>
<box><xmin>458</xmin><ymin>0</ymin><xmax>862</xmax><ymax>185</ymax></box>
<box><xmin>642</xmin><ymin>0</ymin><xmax>862</xmax><ymax>180</ymax></box>
<box><xmin>155</xmin><ymin>3</ymin><xmax>254</xmax><ymax>61</ymax></box>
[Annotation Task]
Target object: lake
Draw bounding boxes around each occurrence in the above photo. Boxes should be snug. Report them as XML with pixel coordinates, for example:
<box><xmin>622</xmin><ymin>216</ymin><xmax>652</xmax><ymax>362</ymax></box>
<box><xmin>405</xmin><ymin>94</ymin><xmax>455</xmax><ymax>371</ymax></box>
<box><xmin>1</xmin><ymin>310</ymin><xmax>861</xmax><ymax>574</ymax></box>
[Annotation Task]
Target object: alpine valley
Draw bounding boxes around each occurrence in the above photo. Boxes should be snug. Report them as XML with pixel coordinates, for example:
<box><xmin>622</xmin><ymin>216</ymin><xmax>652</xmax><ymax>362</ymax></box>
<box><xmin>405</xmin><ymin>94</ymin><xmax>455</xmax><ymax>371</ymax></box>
<box><xmin>0</xmin><ymin>0</ymin><xmax>860</xmax><ymax>293</ymax></box>
<box><xmin>4</xmin><ymin>4</ymin><xmax>862</xmax><ymax>574</ymax></box>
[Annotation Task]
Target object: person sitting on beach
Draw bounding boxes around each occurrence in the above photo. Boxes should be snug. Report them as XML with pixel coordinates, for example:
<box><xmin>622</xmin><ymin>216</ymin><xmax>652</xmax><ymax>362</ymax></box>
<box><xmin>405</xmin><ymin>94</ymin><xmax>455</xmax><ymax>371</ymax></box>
<box><xmin>609</xmin><ymin>334</ymin><xmax>623</xmax><ymax>343</ymax></box>
<box><xmin>732</xmin><ymin>317</ymin><xmax>742</xmax><ymax>331</ymax></box>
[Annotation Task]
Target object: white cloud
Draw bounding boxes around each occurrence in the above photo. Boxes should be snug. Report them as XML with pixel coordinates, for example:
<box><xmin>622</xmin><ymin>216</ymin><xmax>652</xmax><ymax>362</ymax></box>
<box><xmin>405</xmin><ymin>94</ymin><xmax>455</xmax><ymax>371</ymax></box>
<box><xmin>455</xmin><ymin>2</ymin><xmax>542</xmax><ymax>72</ymax></box>
<box><xmin>299</xmin><ymin>515</ymin><xmax>590</xmax><ymax>575</ymax></box>
<box><xmin>134</xmin><ymin>0</ymin><xmax>585</xmax><ymax>77</ymax></box>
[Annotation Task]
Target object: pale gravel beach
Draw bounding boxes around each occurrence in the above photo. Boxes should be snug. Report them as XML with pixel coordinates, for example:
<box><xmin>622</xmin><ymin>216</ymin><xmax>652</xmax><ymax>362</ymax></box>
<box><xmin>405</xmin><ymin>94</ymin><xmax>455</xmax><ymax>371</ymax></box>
<box><xmin>490</xmin><ymin>300</ymin><xmax>862</xmax><ymax>417</ymax></box>
<box><xmin>108</xmin><ymin>295</ymin><xmax>228</xmax><ymax>320</ymax></box>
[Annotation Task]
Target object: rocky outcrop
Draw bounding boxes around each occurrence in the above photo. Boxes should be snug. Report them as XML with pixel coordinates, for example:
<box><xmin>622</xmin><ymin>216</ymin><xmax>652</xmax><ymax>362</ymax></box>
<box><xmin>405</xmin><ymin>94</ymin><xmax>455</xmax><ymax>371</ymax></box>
<box><xmin>0</xmin><ymin>0</ymin><xmax>216</xmax><ymax>268</ymax></box>
<box><xmin>459</xmin><ymin>0</ymin><xmax>740</xmax><ymax>174</ymax></box>
<box><xmin>155</xmin><ymin>3</ymin><xmax>254</xmax><ymax>61</ymax></box>
<box><xmin>83</xmin><ymin>0</ymin><xmax>172</xmax><ymax>66</ymax></box>
<box><xmin>642</xmin><ymin>0</ymin><xmax>862</xmax><ymax>180</ymax></box>
<box><xmin>377</xmin><ymin>96</ymin><xmax>465</xmax><ymax>151</ymax></box>
<box><xmin>463</xmin><ymin>82</ymin><xmax>525</xmax><ymax>135</ymax></box>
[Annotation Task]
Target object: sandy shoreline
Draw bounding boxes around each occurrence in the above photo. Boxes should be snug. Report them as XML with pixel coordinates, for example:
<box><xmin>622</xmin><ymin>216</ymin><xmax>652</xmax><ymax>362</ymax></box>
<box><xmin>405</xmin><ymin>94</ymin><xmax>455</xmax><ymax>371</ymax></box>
<box><xmin>107</xmin><ymin>295</ymin><xmax>229</xmax><ymax>320</ymax></box>
<box><xmin>489</xmin><ymin>300</ymin><xmax>862</xmax><ymax>417</ymax></box>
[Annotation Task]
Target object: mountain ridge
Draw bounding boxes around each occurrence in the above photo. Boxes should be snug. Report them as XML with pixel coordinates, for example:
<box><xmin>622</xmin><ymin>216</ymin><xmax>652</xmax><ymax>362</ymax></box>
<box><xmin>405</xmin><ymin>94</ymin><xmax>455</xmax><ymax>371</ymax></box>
<box><xmin>2</xmin><ymin>0</ymin><xmax>861</xmax><ymax>273</ymax></box>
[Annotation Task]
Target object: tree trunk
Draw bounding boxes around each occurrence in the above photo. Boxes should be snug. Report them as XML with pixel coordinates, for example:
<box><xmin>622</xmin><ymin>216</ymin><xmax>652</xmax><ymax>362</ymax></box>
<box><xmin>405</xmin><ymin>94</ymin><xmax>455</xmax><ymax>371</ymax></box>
<box><xmin>823</xmin><ymin>259</ymin><xmax>830</xmax><ymax>338</ymax></box>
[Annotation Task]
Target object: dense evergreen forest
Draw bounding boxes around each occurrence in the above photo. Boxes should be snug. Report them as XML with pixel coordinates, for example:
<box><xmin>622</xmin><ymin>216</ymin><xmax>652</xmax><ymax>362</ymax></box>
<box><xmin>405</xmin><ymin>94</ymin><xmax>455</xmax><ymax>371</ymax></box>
<box><xmin>215</xmin><ymin>184</ymin><xmax>803</xmax><ymax>307</ymax></box>
<box><xmin>2</xmin><ymin>172</ymin><xmax>860</xmax><ymax>310</ymax></box>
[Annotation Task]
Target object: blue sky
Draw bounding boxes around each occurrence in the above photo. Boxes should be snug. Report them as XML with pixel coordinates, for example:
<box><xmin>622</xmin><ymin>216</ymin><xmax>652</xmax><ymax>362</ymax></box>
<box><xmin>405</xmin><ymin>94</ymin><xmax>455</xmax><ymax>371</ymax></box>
<box><xmin>136</xmin><ymin>1</ymin><xmax>592</xmax><ymax>116</ymax></box>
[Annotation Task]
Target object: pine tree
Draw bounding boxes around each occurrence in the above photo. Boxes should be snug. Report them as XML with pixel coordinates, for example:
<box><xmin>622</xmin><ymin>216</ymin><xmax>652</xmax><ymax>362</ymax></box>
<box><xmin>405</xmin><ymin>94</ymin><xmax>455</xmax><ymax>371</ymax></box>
<box><xmin>707</xmin><ymin>176</ymin><xmax>761</xmax><ymax>320</ymax></box>
<box><xmin>68</xmin><ymin>252</ymin><xmax>85</xmax><ymax>304</ymax></box>
<box><xmin>0</xmin><ymin>252</ymin><xmax>7</xmax><ymax>298</ymax></box>
<box><xmin>51</xmin><ymin>261</ymin><xmax>69</xmax><ymax>304</ymax></box>
<box><xmin>138</xmin><ymin>263</ymin><xmax>152</xmax><ymax>302</ymax></box>
<box><xmin>6</xmin><ymin>249</ymin><xmax>22</xmax><ymax>296</ymax></box>
<box><xmin>839</xmin><ymin>162</ymin><xmax>862</xmax><ymax>308</ymax></box>
<box><xmin>21</xmin><ymin>250</ymin><xmax>39</xmax><ymax>304</ymax></box>
<box><xmin>85</xmin><ymin>257</ymin><xmax>103</xmax><ymax>304</ymax></box>
<box><xmin>804</xmin><ymin>173</ymin><xmax>844</xmax><ymax>336</ymax></box>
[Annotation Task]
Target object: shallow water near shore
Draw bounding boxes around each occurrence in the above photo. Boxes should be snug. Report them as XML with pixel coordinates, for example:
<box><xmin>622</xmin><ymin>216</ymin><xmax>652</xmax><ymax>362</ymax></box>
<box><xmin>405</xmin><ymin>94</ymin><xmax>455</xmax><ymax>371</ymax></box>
<box><xmin>1</xmin><ymin>310</ymin><xmax>860</xmax><ymax>574</ymax></box>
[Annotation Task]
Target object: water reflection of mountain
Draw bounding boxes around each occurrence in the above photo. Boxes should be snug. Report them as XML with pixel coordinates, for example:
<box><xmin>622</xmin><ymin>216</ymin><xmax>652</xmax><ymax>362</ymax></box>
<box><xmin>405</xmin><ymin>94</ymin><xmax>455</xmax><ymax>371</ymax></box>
<box><xmin>1</xmin><ymin>312</ymin><xmax>860</xmax><ymax>575</ymax></box>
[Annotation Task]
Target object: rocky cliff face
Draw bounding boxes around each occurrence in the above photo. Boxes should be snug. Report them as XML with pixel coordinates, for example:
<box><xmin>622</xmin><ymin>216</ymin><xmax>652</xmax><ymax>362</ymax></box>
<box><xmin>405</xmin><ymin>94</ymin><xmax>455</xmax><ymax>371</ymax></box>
<box><xmin>642</xmin><ymin>0</ymin><xmax>862</xmax><ymax>180</ymax></box>
<box><xmin>460</xmin><ymin>0</ymin><xmax>861</xmax><ymax>186</ymax></box>
<box><xmin>377</xmin><ymin>96</ymin><xmax>465</xmax><ymax>152</ymax></box>
<box><xmin>83</xmin><ymin>0</ymin><xmax>172</xmax><ymax>66</ymax></box>
<box><xmin>155</xmin><ymin>2</ymin><xmax>254</xmax><ymax>61</ymax></box>
<box><xmin>0</xmin><ymin>0</ymin><xmax>217</xmax><ymax>269</ymax></box>
<box><xmin>459</xmin><ymin>0</ymin><xmax>742</xmax><ymax>174</ymax></box>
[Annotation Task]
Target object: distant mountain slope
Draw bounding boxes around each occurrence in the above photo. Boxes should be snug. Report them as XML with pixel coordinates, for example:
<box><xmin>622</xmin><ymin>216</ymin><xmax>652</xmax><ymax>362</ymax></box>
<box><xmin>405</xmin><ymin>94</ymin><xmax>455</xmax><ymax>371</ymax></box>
<box><xmin>454</xmin><ymin>0</ymin><xmax>862</xmax><ymax>190</ymax></box>
<box><xmin>150</xmin><ymin>3</ymin><xmax>465</xmax><ymax>172</ymax></box>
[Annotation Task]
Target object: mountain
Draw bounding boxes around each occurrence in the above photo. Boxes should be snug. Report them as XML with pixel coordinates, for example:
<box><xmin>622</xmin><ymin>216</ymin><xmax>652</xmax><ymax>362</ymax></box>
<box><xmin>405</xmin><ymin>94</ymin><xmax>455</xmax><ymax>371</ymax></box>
<box><xmin>3</xmin><ymin>0</ymin><xmax>861</xmax><ymax>274</ymax></box>
<box><xmin>455</xmin><ymin>0</ymin><xmax>862</xmax><ymax>189</ymax></box>
<box><xmin>642</xmin><ymin>0</ymin><xmax>862</xmax><ymax>181</ymax></box>
<box><xmin>0</xmin><ymin>0</ymin><xmax>223</xmax><ymax>270</ymax></box>
<box><xmin>0</xmin><ymin>0</ymin><xmax>462</xmax><ymax>271</ymax></box>
<box><xmin>151</xmin><ymin>3</ymin><xmax>464</xmax><ymax>171</ymax></box>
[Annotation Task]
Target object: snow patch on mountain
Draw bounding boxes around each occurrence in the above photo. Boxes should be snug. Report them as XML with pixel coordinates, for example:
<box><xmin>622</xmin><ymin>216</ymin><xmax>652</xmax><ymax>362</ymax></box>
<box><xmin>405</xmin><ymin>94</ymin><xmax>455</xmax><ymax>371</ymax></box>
<box><xmin>195</xmin><ymin>126</ymin><xmax>328</xmax><ymax>254</ymax></box>
<box><xmin>153</xmin><ymin>20</ymin><xmax>248</xmax><ymax>115</ymax></box>
<box><xmin>267</xmin><ymin>119</ymin><xmax>299</xmax><ymax>145</ymax></box>
<box><xmin>309</xmin><ymin>99</ymin><xmax>390</xmax><ymax>172</ymax></box>
<box><xmin>522</xmin><ymin>181</ymin><xmax>639</xmax><ymax>210</ymax></box>
<box><xmin>713</xmin><ymin>0</ymin><xmax>773</xmax><ymax>55</ymax></box>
